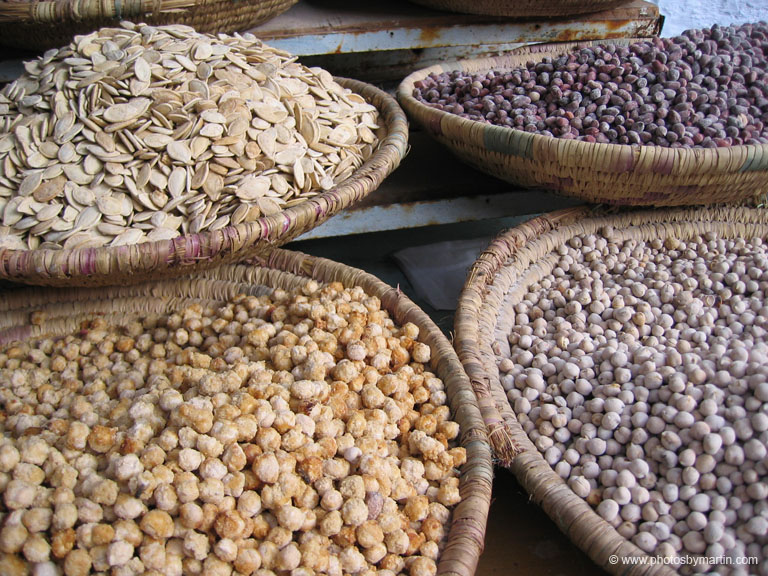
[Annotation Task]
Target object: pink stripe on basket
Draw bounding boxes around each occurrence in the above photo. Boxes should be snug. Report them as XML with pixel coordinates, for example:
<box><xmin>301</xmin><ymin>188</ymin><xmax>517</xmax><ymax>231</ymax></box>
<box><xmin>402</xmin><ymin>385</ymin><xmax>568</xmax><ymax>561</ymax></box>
<box><xmin>282</xmin><ymin>214</ymin><xmax>294</xmax><ymax>234</ymax></box>
<box><xmin>428</xmin><ymin>113</ymin><xmax>443</xmax><ymax>136</ymax></box>
<box><xmin>173</xmin><ymin>235</ymin><xmax>202</xmax><ymax>264</ymax></box>
<box><xmin>0</xmin><ymin>326</ymin><xmax>34</xmax><ymax>348</ymax></box>
<box><xmin>86</xmin><ymin>248</ymin><xmax>99</xmax><ymax>275</ymax></box>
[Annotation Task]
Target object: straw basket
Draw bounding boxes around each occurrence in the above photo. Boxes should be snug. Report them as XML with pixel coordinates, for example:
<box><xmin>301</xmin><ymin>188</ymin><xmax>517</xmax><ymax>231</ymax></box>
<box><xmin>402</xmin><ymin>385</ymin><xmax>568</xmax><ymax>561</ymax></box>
<box><xmin>0</xmin><ymin>0</ymin><xmax>298</xmax><ymax>51</ymax></box>
<box><xmin>454</xmin><ymin>204</ymin><xmax>768</xmax><ymax>575</ymax></box>
<box><xmin>0</xmin><ymin>249</ymin><xmax>493</xmax><ymax>576</ymax></box>
<box><xmin>398</xmin><ymin>40</ymin><xmax>768</xmax><ymax>207</ymax></box>
<box><xmin>407</xmin><ymin>0</ymin><xmax>630</xmax><ymax>18</ymax></box>
<box><xmin>0</xmin><ymin>78</ymin><xmax>408</xmax><ymax>287</ymax></box>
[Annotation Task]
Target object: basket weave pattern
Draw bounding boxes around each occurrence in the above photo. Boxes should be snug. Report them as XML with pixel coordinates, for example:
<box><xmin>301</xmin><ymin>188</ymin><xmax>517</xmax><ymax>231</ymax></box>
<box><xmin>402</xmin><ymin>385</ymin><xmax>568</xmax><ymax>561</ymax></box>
<box><xmin>454</xmin><ymin>205</ymin><xmax>768</xmax><ymax>575</ymax></box>
<box><xmin>398</xmin><ymin>40</ymin><xmax>768</xmax><ymax>207</ymax></box>
<box><xmin>0</xmin><ymin>78</ymin><xmax>409</xmax><ymax>287</ymax></box>
<box><xmin>0</xmin><ymin>0</ymin><xmax>298</xmax><ymax>50</ymax></box>
<box><xmin>407</xmin><ymin>0</ymin><xmax>631</xmax><ymax>18</ymax></box>
<box><xmin>0</xmin><ymin>250</ymin><xmax>493</xmax><ymax>576</ymax></box>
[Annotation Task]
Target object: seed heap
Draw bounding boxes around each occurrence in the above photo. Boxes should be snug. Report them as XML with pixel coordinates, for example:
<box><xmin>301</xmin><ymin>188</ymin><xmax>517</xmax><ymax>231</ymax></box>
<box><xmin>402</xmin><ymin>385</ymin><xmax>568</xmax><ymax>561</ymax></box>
<box><xmin>0</xmin><ymin>280</ymin><xmax>464</xmax><ymax>576</ymax></box>
<box><xmin>497</xmin><ymin>230</ymin><xmax>768</xmax><ymax>574</ymax></box>
<box><xmin>414</xmin><ymin>21</ymin><xmax>768</xmax><ymax>148</ymax></box>
<box><xmin>0</xmin><ymin>23</ymin><xmax>380</xmax><ymax>251</ymax></box>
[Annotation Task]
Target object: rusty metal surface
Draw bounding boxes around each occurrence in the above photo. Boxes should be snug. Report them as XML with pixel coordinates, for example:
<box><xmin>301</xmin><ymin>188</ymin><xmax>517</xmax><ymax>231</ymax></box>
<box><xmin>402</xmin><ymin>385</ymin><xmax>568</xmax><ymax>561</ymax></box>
<box><xmin>250</xmin><ymin>0</ymin><xmax>662</xmax><ymax>56</ymax></box>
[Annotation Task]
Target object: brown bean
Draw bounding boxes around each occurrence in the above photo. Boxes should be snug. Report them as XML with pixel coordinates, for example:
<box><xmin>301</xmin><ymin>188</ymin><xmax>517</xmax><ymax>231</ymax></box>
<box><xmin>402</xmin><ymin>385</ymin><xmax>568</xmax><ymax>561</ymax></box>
<box><xmin>413</xmin><ymin>21</ymin><xmax>768</xmax><ymax>148</ymax></box>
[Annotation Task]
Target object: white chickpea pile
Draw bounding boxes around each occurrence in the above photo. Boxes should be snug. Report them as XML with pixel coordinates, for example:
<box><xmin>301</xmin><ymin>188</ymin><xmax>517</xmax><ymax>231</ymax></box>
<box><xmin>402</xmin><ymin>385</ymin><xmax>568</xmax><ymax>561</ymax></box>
<box><xmin>498</xmin><ymin>229</ymin><xmax>768</xmax><ymax>575</ymax></box>
<box><xmin>0</xmin><ymin>280</ymin><xmax>466</xmax><ymax>576</ymax></box>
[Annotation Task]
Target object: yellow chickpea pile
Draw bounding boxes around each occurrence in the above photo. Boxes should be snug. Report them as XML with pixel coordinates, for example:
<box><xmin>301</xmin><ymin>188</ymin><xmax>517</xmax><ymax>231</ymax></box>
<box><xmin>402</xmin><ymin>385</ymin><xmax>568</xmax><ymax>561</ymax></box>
<box><xmin>0</xmin><ymin>280</ymin><xmax>466</xmax><ymax>576</ymax></box>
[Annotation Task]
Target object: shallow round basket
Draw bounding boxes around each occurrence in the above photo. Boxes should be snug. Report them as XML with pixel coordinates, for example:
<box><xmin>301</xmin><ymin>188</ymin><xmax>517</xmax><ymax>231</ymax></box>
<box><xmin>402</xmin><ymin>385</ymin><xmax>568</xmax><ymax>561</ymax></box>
<box><xmin>0</xmin><ymin>0</ymin><xmax>298</xmax><ymax>51</ymax></box>
<box><xmin>0</xmin><ymin>78</ymin><xmax>408</xmax><ymax>287</ymax></box>
<box><xmin>407</xmin><ymin>0</ymin><xmax>630</xmax><ymax>18</ymax></box>
<box><xmin>0</xmin><ymin>248</ymin><xmax>493</xmax><ymax>576</ymax></box>
<box><xmin>453</xmin><ymin>204</ymin><xmax>768</xmax><ymax>575</ymax></box>
<box><xmin>397</xmin><ymin>40</ymin><xmax>768</xmax><ymax>207</ymax></box>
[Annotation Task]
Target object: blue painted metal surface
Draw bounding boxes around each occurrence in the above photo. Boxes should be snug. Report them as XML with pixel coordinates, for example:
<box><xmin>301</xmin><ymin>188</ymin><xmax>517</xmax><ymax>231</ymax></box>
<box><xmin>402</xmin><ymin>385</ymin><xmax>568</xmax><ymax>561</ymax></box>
<box><xmin>252</xmin><ymin>0</ymin><xmax>662</xmax><ymax>56</ymax></box>
<box><xmin>297</xmin><ymin>191</ymin><xmax>579</xmax><ymax>239</ymax></box>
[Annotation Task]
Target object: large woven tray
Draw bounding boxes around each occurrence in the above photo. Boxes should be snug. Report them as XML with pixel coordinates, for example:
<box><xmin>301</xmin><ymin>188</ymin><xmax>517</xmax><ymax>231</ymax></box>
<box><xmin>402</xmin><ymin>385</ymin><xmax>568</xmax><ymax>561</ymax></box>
<box><xmin>0</xmin><ymin>0</ymin><xmax>298</xmax><ymax>50</ymax></box>
<box><xmin>407</xmin><ymin>0</ymin><xmax>631</xmax><ymax>18</ymax></box>
<box><xmin>0</xmin><ymin>249</ymin><xmax>493</xmax><ymax>576</ymax></box>
<box><xmin>454</xmin><ymin>205</ymin><xmax>768</xmax><ymax>575</ymax></box>
<box><xmin>0</xmin><ymin>78</ymin><xmax>408</xmax><ymax>287</ymax></box>
<box><xmin>398</xmin><ymin>40</ymin><xmax>768</xmax><ymax>207</ymax></box>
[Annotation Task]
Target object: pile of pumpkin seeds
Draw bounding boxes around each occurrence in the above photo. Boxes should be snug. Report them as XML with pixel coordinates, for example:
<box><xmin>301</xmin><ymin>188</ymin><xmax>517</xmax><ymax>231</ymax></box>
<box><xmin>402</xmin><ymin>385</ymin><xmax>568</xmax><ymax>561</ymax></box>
<box><xmin>0</xmin><ymin>22</ymin><xmax>380</xmax><ymax>250</ymax></box>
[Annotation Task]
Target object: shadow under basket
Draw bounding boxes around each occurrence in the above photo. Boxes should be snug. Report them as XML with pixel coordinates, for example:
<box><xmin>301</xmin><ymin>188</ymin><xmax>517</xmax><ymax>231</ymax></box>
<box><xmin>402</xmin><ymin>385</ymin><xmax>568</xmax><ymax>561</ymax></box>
<box><xmin>0</xmin><ymin>78</ymin><xmax>409</xmax><ymax>287</ymax></box>
<box><xmin>397</xmin><ymin>39</ymin><xmax>768</xmax><ymax>207</ymax></box>
<box><xmin>453</xmin><ymin>204</ymin><xmax>768</xmax><ymax>575</ymax></box>
<box><xmin>406</xmin><ymin>0</ymin><xmax>633</xmax><ymax>18</ymax></box>
<box><xmin>0</xmin><ymin>248</ymin><xmax>494</xmax><ymax>576</ymax></box>
<box><xmin>0</xmin><ymin>0</ymin><xmax>299</xmax><ymax>51</ymax></box>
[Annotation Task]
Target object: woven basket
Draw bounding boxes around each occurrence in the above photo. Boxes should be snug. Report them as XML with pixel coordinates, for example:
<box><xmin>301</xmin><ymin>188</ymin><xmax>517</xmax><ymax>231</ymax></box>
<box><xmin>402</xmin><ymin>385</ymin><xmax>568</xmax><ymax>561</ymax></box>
<box><xmin>407</xmin><ymin>0</ymin><xmax>630</xmax><ymax>18</ymax></box>
<box><xmin>0</xmin><ymin>0</ymin><xmax>298</xmax><ymax>51</ymax></box>
<box><xmin>398</xmin><ymin>40</ymin><xmax>768</xmax><ymax>207</ymax></box>
<box><xmin>454</xmin><ymin>204</ymin><xmax>768</xmax><ymax>575</ymax></box>
<box><xmin>0</xmin><ymin>78</ymin><xmax>408</xmax><ymax>287</ymax></box>
<box><xmin>0</xmin><ymin>249</ymin><xmax>494</xmax><ymax>576</ymax></box>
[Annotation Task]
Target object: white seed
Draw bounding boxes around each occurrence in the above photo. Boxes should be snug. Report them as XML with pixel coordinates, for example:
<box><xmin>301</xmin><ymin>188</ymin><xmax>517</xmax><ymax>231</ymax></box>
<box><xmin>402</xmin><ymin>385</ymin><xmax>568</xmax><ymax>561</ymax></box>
<box><xmin>597</xmin><ymin>499</ymin><xmax>619</xmax><ymax>522</ymax></box>
<box><xmin>0</xmin><ymin>24</ymin><xmax>380</xmax><ymax>250</ymax></box>
<box><xmin>568</xmin><ymin>476</ymin><xmax>591</xmax><ymax>498</ymax></box>
<box><xmin>502</xmin><ymin>228</ymin><xmax>768</xmax><ymax>569</ymax></box>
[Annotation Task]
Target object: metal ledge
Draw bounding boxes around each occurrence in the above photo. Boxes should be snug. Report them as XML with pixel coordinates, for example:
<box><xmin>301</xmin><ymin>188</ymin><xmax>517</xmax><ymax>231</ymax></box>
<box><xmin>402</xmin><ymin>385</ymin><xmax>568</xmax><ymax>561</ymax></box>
<box><xmin>251</xmin><ymin>0</ymin><xmax>662</xmax><ymax>56</ymax></box>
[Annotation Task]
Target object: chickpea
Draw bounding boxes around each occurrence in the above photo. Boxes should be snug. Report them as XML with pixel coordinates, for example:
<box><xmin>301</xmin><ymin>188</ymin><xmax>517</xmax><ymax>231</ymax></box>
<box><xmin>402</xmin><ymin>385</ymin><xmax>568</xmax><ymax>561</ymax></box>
<box><xmin>0</xmin><ymin>278</ymin><xmax>466</xmax><ymax>576</ymax></box>
<box><xmin>495</xmin><ymin>226</ymin><xmax>768</xmax><ymax>568</ymax></box>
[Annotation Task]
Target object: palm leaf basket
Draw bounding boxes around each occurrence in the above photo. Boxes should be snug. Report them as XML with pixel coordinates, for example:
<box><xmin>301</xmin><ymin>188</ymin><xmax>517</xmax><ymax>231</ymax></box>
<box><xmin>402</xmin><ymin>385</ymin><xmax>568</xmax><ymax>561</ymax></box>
<box><xmin>397</xmin><ymin>40</ymin><xmax>768</xmax><ymax>207</ymax></box>
<box><xmin>454</xmin><ymin>204</ymin><xmax>768</xmax><ymax>575</ymax></box>
<box><xmin>407</xmin><ymin>0</ymin><xmax>631</xmax><ymax>18</ymax></box>
<box><xmin>0</xmin><ymin>248</ymin><xmax>494</xmax><ymax>576</ymax></box>
<box><xmin>0</xmin><ymin>0</ymin><xmax>298</xmax><ymax>51</ymax></box>
<box><xmin>0</xmin><ymin>78</ymin><xmax>409</xmax><ymax>287</ymax></box>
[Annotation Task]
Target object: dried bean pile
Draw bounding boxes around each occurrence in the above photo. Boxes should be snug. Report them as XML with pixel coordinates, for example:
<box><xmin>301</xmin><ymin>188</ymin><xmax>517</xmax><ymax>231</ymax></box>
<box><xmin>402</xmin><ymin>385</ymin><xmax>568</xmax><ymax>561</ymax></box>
<box><xmin>0</xmin><ymin>23</ymin><xmax>380</xmax><ymax>251</ymax></box>
<box><xmin>414</xmin><ymin>22</ymin><xmax>768</xmax><ymax>148</ymax></box>
<box><xmin>498</xmin><ymin>231</ymin><xmax>768</xmax><ymax>575</ymax></box>
<box><xmin>0</xmin><ymin>281</ymin><xmax>464</xmax><ymax>576</ymax></box>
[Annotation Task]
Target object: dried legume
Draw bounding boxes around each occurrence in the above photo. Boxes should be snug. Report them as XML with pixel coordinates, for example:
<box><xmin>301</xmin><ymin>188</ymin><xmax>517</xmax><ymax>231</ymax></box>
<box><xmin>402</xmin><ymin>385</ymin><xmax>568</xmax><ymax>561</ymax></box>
<box><xmin>415</xmin><ymin>22</ymin><xmax>768</xmax><ymax>149</ymax></box>
<box><xmin>498</xmin><ymin>230</ymin><xmax>768</xmax><ymax>575</ymax></box>
<box><xmin>0</xmin><ymin>280</ymin><xmax>465</xmax><ymax>575</ymax></box>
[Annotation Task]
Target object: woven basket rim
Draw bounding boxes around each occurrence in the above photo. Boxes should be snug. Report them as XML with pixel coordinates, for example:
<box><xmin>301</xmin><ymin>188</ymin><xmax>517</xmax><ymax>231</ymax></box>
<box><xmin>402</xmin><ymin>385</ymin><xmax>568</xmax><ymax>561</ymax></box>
<box><xmin>0</xmin><ymin>0</ymin><xmax>297</xmax><ymax>24</ymax></box>
<box><xmin>1</xmin><ymin>249</ymin><xmax>493</xmax><ymax>576</ymax></box>
<box><xmin>397</xmin><ymin>38</ymin><xmax>768</xmax><ymax>172</ymax></box>
<box><xmin>0</xmin><ymin>0</ymin><xmax>300</xmax><ymax>50</ymax></box>
<box><xmin>0</xmin><ymin>77</ymin><xmax>409</xmax><ymax>286</ymax></box>
<box><xmin>454</xmin><ymin>204</ymin><xmax>768</xmax><ymax>576</ymax></box>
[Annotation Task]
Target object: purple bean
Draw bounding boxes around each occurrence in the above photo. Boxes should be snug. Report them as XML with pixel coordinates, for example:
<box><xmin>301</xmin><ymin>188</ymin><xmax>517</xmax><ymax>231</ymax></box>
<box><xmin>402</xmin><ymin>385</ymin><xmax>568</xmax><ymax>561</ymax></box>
<box><xmin>413</xmin><ymin>21</ymin><xmax>768</xmax><ymax>148</ymax></box>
